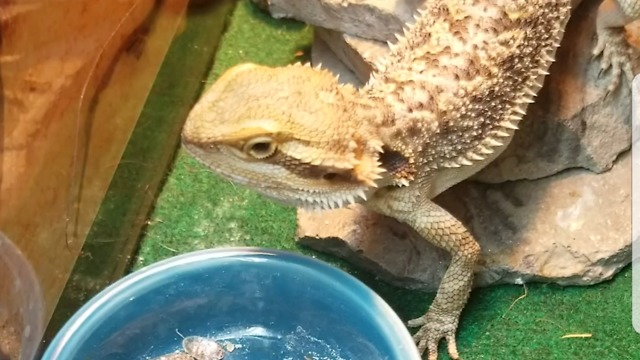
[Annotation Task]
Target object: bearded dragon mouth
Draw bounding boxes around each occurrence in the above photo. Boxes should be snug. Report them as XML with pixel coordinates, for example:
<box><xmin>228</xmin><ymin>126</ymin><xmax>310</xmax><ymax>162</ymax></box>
<box><xmin>270</xmin><ymin>188</ymin><xmax>370</xmax><ymax>211</ymax></box>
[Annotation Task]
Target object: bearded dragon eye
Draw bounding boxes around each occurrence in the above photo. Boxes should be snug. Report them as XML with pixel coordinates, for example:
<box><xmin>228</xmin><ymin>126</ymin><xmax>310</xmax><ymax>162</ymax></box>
<box><xmin>244</xmin><ymin>137</ymin><xmax>277</xmax><ymax>159</ymax></box>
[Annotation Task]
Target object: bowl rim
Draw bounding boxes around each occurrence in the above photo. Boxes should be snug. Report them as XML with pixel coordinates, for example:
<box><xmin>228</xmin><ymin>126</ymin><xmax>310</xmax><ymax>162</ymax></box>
<box><xmin>43</xmin><ymin>247</ymin><xmax>421</xmax><ymax>359</ymax></box>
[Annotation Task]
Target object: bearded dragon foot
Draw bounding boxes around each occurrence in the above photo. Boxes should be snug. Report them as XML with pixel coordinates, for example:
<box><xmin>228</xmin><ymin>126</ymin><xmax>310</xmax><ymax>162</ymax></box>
<box><xmin>592</xmin><ymin>25</ymin><xmax>635</xmax><ymax>93</ymax></box>
<box><xmin>408</xmin><ymin>310</ymin><xmax>461</xmax><ymax>360</ymax></box>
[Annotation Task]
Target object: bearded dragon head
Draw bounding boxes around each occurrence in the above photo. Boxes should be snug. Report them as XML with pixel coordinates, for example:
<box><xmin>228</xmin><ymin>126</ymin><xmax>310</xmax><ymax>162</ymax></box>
<box><xmin>181</xmin><ymin>63</ymin><xmax>386</xmax><ymax>210</ymax></box>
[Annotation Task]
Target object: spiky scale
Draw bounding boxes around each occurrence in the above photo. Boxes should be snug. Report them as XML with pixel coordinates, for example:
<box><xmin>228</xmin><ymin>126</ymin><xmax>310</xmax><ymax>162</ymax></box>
<box><xmin>477</xmin><ymin>145</ymin><xmax>494</xmax><ymax>155</ymax></box>
<box><xmin>513</xmin><ymin>106</ymin><xmax>527</xmax><ymax>115</ymax></box>
<box><xmin>501</xmin><ymin>121</ymin><xmax>519</xmax><ymax>130</ymax></box>
<box><xmin>542</xmin><ymin>52</ymin><xmax>555</xmax><ymax>62</ymax></box>
<box><xmin>457</xmin><ymin>157</ymin><xmax>473</xmax><ymax>166</ymax></box>
<box><xmin>466</xmin><ymin>151</ymin><xmax>484</xmax><ymax>161</ymax></box>
<box><xmin>484</xmin><ymin>138</ymin><xmax>503</xmax><ymax>147</ymax></box>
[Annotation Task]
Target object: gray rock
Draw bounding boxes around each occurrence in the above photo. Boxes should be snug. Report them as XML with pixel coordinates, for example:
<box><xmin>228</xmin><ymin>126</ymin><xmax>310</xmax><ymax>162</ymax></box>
<box><xmin>311</xmin><ymin>32</ymin><xmax>363</xmax><ymax>87</ymax></box>
<box><xmin>315</xmin><ymin>27</ymin><xmax>385</xmax><ymax>81</ymax></box>
<box><xmin>298</xmin><ymin>151</ymin><xmax>632</xmax><ymax>291</ymax></box>
<box><xmin>251</xmin><ymin>0</ymin><xmax>425</xmax><ymax>42</ymax></box>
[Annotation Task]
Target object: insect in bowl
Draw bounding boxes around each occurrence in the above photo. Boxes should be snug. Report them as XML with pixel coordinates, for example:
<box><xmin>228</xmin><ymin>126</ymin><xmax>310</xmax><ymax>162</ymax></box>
<box><xmin>42</xmin><ymin>247</ymin><xmax>420</xmax><ymax>360</ymax></box>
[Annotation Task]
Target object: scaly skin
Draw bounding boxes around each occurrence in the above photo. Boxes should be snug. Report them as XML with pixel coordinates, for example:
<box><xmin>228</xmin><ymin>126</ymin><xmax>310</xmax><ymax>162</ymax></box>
<box><xmin>181</xmin><ymin>1</ymin><xmax>638</xmax><ymax>359</ymax></box>
<box><xmin>593</xmin><ymin>0</ymin><xmax>640</xmax><ymax>91</ymax></box>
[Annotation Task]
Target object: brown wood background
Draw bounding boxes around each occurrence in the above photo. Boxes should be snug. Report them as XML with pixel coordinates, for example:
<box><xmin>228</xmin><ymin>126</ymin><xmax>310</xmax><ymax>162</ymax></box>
<box><xmin>0</xmin><ymin>0</ymin><xmax>189</xmax><ymax>330</ymax></box>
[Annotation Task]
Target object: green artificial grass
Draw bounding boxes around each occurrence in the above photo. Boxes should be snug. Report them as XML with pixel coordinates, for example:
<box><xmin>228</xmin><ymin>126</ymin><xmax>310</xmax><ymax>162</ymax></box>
<box><xmin>136</xmin><ymin>1</ymin><xmax>639</xmax><ymax>359</ymax></box>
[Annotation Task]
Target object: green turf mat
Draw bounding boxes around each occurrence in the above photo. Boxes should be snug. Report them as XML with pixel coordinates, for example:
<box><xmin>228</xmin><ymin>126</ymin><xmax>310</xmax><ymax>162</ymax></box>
<box><xmin>136</xmin><ymin>1</ymin><xmax>639</xmax><ymax>359</ymax></box>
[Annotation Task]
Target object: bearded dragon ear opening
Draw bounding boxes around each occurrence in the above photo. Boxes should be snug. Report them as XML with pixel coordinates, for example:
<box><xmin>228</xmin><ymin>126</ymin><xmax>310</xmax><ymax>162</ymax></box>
<box><xmin>378</xmin><ymin>146</ymin><xmax>416</xmax><ymax>186</ymax></box>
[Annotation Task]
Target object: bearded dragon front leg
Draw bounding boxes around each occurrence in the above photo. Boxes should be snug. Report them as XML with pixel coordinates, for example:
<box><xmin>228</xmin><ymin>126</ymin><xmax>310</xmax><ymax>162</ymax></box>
<box><xmin>368</xmin><ymin>189</ymin><xmax>480</xmax><ymax>360</ymax></box>
<box><xmin>593</xmin><ymin>0</ymin><xmax>640</xmax><ymax>91</ymax></box>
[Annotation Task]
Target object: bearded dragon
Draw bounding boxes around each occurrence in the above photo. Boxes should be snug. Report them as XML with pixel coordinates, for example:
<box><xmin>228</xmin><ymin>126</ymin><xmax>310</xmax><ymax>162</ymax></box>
<box><xmin>181</xmin><ymin>0</ymin><xmax>639</xmax><ymax>359</ymax></box>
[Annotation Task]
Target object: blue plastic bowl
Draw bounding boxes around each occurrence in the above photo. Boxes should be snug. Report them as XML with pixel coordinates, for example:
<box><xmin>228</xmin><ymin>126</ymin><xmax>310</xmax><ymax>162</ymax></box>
<box><xmin>43</xmin><ymin>248</ymin><xmax>420</xmax><ymax>360</ymax></box>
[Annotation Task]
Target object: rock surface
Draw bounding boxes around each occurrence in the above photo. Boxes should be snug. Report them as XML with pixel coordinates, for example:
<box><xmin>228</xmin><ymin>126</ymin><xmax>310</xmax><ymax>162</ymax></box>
<box><xmin>253</xmin><ymin>0</ymin><xmax>588</xmax><ymax>43</ymax></box>
<box><xmin>298</xmin><ymin>152</ymin><xmax>632</xmax><ymax>291</ymax></box>
<box><xmin>251</xmin><ymin>0</ymin><xmax>425</xmax><ymax>42</ymax></box>
<box><xmin>311</xmin><ymin>33</ymin><xmax>362</xmax><ymax>87</ymax></box>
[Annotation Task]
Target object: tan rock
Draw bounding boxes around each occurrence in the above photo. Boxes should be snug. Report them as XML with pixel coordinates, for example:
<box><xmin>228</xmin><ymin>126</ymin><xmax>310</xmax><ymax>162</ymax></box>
<box><xmin>298</xmin><ymin>152</ymin><xmax>631</xmax><ymax>290</ymax></box>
